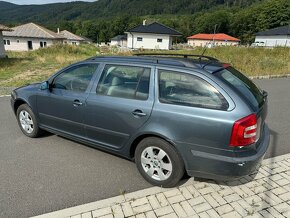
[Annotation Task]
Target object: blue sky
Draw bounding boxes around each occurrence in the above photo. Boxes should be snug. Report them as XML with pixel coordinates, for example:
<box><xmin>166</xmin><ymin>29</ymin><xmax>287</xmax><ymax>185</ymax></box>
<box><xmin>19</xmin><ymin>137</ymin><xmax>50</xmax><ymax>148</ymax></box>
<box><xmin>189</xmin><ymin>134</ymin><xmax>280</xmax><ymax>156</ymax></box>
<box><xmin>5</xmin><ymin>0</ymin><xmax>96</xmax><ymax>5</ymax></box>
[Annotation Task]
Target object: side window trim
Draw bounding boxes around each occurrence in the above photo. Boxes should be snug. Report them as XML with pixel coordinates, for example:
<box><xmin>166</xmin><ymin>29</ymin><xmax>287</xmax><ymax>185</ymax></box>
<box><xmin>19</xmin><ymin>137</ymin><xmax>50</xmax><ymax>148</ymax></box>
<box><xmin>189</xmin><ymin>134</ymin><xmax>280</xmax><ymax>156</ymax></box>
<box><xmin>156</xmin><ymin>67</ymin><xmax>230</xmax><ymax>111</ymax></box>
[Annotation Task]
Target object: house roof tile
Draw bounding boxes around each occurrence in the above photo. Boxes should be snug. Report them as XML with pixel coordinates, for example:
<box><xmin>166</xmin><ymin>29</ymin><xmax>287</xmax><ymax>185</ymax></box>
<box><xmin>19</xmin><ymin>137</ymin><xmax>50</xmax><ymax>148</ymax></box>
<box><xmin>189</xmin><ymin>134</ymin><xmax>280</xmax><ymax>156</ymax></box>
<box><xmin>255</xmin><ymin>25</ymin><xmax>290</xmax><ymax>36</ymax></box>
<box><xmin>127</xmin><ymin>22</ymin><xmax>182</xmax><ymax>36</ymax></box>
<box><xmin>3</xmin><ymin>23</ymin><xmax>64</xmax><ymax>39</ymax></box>
<box><xmin>59</xmin><ymin>30</ymin><xmax>84</xmax><ymax>41</ymax></box>
<box><xmin>0</xmin><ymin>24</ymin><xmax>13</xmax><ymax>31</ymax></box>
<box><xmin>187</xmin><ymin>33</ymin><xmax>240</xmax><ymax>42</ymax></box>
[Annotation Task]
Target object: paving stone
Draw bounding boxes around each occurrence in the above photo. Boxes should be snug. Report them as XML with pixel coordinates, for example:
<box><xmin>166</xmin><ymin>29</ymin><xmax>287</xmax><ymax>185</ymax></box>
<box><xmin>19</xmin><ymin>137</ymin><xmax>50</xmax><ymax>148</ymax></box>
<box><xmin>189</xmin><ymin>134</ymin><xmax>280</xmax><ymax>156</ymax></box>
<box><xmin>198</xmin><ymin>211</ymin><xmax>211</xmax><ymax>218</ymax></box>
<box><xmin>131</xmin><ymin>197</ymin><xmax>149</xmax><ymax>207</ymax></box>
<box><xmin>172</xmin><ymin>203</ymin><xmax>187</xmax><ymax>218</ymax></box>
<box><xmin>135</xmin><ymin>214</ymin><xmax>146</xmax><ymax>218</ymax></box>
<box><xmin>71</xmin><ymin>215</ymin><xmax>81</xmax><ymax>218</ymax></box>
<box><xmin>122</xmin><ymin>202</ymin><xmax>134</xmax><ymax>217</ymax></box>
<box><xmin>275</xmin><ymin>178</ymin><xmax>290</xmax><ymax>186</ymax></box>
<box><xmin>99</xmin><ymin>214</ymin><xmax>113</xmax><ymax>218</ymax></box>
<box><xmin>198</xmin><ymin>186</ymin><xmax>215</xmax><ymax>195</ymax></box>
<box><xmin>206</xmin><ymin>209</ymin><xmax>221</xmax><ymax>218</ymax></box>
<box><xmin>267</xmin><ymin>207</ymin><xmax>286</xmax><ymax>218</ymax></box>
<box><xmin>210</xmin><ymin>192</ymin><xmax>227</xmax><ymax>206</ymax></box>
<box><xmin>274</xmin><ymin>202</ymin><xmax>290</xmax><ymax>213</ymax></box>
<box><xmin>167</xmin><ymin>195</ymin><xmax>185</xmax><ymax>204</ymax></box>
<box><xmin>188</xmin><ymin>196</ymin><xmax>205</xmax><ymax>206</ymax></box>
<box><xmin>222</xmin><ymin>211</ymin><xmax>242</xmax><ymax>218</ymax></box>
<box><xmin>81</xmin><ymin>212</ymin><xmax>92</xmax><ymax>218</ymax></box>
<box><xmin>282</xmin><ymin>210</ymin><xmax>290</xmax><ymax>218</ymax></box>
<box><xmin>159</xmin><ymin>212</ymin><xmax>178</xmax><ymax>218</ymax></box>
<box><xmin>145</xmin><ymin>211</ymin><xmax>156</xmax><ymax>218</ymax></box>
<box><xmin>155</xmin><ymin>206</ymin><xmax>174</xmax><ymax>217</ymax></box>
<box><xmin>186</xmin><ymin>185</ymin><xmax>200</xmax><ymax>197</ymax></box>
<box><xmin>193</xmin><ymin>202</ymin><xmax>212</xmax><ymax>214</ymax></box>
<box><xmin>111</xmin><ymin>204</ymin><xmax>124</xmax><ymax>218</ymax></box>
<box><xmin>230</xmin><ymin>202</ymin><xmax>248</xmax><ymax>217</ymax></box>
<box><xmin>163</xmin><ymin>189</ymin><xmax>181</xmax><ymax>198</ymax></box>
<box><xmin>156</xmin><ymin>193</ymin><xmax>169</xmax><ymax>207</ymax></box>
<box><xmin>279</xmin><ymin>192</ymin><xmax>290</xmax><ymax>201</ymax></box>
<box><xmin>215</xmin><ymin>204</ymin><xmax>234</xmax><ymax>216</ymax></box>
<box><xmin>132</xmin><ymin>204</ymin><xmax>152</xmax><ymax>214</ymax></box>
<box><xmin>92</xmin><ymin>207</ymin><xmax>112</xmax><ymax>218</ymax></box>
<box><xmin>147</xmin><ymin>195</ymin><xmax>161</xmax><ymax>210</ymax></box>
<box><xmin>259</xmin><ymin>210</ymin><xmax>275</xmax><ymax>218</ymax></box>
<box><xmin>224</xmin><ymin>193</ymin><xmax>241</xmax><ymax>203</ymax></box>
<box><xmin>179</xmin><ymin>187</ymin><xmax>192</xmax><ymax>200</ymax></box>
<box><xmin>203</xmin><ymin>194</ymin><xmax>219</xmax><ymax>208</ymax></box>
<box><xmin>258</xmin><ymin>191</ymin><xmax>283</xmax><ymax>206</ymax></box>
<box><xmin>180</xmin><ymin>201</ymin><xmax>196</xmax><ymax>216</ymax></box>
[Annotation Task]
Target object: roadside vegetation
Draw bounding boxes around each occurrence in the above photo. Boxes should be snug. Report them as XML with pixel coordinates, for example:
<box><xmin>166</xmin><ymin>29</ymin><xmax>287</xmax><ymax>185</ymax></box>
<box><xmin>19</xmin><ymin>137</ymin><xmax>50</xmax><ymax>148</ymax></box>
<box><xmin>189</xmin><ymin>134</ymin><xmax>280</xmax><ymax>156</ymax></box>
<box><xmin>0</xmin><ymin>44</ymin><xmax>289</xmax><ymax>88</ymax></box>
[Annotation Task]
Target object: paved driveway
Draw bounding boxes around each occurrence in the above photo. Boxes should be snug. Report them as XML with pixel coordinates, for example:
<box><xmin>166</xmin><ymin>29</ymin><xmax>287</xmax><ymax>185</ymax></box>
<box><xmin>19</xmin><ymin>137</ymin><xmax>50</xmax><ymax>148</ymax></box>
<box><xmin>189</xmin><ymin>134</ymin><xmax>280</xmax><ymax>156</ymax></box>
<box><xmin>0</xmin><ymin>77</ymin><xmax>289</xmax><ymax>218</ymax></box>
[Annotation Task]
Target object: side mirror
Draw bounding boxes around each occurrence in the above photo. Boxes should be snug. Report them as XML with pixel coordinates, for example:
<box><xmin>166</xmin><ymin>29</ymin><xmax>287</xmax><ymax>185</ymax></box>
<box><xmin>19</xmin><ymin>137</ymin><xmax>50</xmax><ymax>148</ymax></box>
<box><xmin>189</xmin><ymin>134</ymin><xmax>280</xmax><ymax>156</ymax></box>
<box><xmin>40</xmin><ymin>81</ymin><xmax>50</xmax><ymax>90</ymax></box>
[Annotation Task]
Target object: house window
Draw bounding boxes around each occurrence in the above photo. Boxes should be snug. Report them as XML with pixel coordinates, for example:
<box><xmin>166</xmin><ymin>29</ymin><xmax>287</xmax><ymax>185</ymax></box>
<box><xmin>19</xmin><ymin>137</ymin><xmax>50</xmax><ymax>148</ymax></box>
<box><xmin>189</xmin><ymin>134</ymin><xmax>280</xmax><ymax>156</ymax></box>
<box><xmin>5</xmin><ymin>40</ymin><xmax>10</xmax><ymax>45</ymax></box>
<box><xmin>137</xmin><ymin>37</ymin><xmax>143</xmax><ymax>42</ymax></box>
<box><xmin>40</xmin><ymin>41</ymin><xmax>47</xmax><ymax>48</ymax></box>
<box><xmin>17</xmin><ymin>40</ymin><xmax>20</xmax><ymax>43</ymax></box>
<box><xmin>157</xmin><ymin>38</ymin><xmax>163</xmax><ymax>43</ymax></box>
<box><xmin>72</xmin><ymin>42</ymin><xmax>77</xmax><ymax>45</ymax></box>
<box><xmin>3</xmin><ymin>40</ymin><xmax>6</xmax><ymax>45</ymax></box>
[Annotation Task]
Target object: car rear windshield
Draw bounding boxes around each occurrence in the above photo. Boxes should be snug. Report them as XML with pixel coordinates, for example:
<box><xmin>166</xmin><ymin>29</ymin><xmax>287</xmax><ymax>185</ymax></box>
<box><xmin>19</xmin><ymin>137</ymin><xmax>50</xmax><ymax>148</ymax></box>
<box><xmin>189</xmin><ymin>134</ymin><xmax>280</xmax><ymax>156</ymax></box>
<box><xmin>214</xmin><ymin>66</ymin><xmax>264</xmax><ymax>109</ymax></box>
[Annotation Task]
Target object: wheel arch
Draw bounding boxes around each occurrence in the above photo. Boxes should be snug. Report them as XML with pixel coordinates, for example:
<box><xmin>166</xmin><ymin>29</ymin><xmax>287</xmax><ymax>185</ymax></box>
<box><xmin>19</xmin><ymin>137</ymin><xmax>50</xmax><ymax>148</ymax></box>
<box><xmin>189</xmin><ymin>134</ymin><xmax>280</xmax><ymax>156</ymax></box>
<box><xmin>129</xmin><ymin>133</ymin><xmax>184</xmax><ymax>162</ymax></box>
<box><xmin>13</xmin><ymin>98</ymin><xmax>28</xmax><ymax>115</ymax></box>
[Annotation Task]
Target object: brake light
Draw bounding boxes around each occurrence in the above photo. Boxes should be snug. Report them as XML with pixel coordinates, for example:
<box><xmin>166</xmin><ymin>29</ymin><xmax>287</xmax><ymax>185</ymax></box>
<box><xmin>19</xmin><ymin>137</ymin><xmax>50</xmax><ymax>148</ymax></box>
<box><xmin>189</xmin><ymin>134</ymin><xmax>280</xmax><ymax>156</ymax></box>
<box><xmin>230</xmin><ymin>114</ymin><xmax>257</xmax><ymax>147</ymax></box>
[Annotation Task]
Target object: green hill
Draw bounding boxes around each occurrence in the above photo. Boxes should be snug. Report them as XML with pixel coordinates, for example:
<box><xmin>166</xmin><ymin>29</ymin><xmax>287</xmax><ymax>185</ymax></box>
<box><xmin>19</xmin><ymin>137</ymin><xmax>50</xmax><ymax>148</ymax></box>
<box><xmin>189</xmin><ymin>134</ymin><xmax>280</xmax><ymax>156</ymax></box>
<box><xmin>0</xmin><ymin>0</ymin><xmax>289</xmax><ymax>43</ymax></box>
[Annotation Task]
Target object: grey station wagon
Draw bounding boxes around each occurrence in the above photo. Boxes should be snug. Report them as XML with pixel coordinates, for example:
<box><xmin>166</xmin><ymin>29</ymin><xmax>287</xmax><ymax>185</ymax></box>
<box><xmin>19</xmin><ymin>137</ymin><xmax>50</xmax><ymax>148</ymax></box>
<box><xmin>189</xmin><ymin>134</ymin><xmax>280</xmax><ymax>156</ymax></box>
<box><xmin>11</xmin><ymin>54</ymin><xmax>270</xmax><ymax>187</ymax></box>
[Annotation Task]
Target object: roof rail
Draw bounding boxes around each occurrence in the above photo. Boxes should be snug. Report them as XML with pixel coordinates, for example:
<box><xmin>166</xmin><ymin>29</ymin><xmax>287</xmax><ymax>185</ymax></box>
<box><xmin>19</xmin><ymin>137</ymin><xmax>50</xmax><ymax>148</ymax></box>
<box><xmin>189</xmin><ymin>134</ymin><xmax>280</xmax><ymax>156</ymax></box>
<box><xmin>133</xmin><ymin>53</ymin><xmax>219</xmax><ymax>62</ymax></box>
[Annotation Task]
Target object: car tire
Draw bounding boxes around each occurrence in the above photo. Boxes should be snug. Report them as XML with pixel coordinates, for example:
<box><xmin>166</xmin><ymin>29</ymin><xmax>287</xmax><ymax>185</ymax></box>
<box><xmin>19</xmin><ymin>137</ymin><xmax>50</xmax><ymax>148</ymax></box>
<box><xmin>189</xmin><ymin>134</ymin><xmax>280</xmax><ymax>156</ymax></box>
<box><xmin>135</xmin><ymin>137</ymin><xmax>185</xmax><ymax>188</ymax></box>
<box><xmin>16</xmin><ymin>104</ymin><xmax>43</xmax><ymax>138</ymax></box>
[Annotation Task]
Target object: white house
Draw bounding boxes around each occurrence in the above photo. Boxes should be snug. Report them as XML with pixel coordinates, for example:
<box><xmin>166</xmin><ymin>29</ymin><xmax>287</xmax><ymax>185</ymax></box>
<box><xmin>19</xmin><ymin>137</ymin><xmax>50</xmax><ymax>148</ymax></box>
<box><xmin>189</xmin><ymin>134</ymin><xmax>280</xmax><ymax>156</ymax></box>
<box><xmin>125</xmin><ymin>21</ymin><xmax>182</xmax><ymax>50</ymax></box>
<box><xmin>59</xmin><ymin>30</ymin><xmax>85</xmax><ymax>45</ymax></box>
<box><xmin>254</xmin><ymin>25</ymin><xmax>290</xmax><ymax>47</ymax></box>
<box><xmin>110</xmin><ymin>34</ymin><xmax>127</xmax><ymax>47</ymax></box>
<box><xmin>0</xmin><ymin>24</ymin><xmax>13</xmax><ymax>58</ymax></box>
<box><xmin>3</xmin><ymin>23</ymin><xmax>64</xmax><ymax>51</ymax></box>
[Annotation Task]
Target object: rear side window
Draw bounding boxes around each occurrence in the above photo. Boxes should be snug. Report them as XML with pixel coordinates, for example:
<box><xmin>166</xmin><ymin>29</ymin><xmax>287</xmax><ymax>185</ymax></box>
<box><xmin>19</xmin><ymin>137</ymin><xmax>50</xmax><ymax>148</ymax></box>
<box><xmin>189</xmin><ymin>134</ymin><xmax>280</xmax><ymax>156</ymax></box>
<box><xmin>96</xmin><ymin>65</ymin><xmax>150</xmax><ymax>100</ymax></box>
<box><xmin>215</xmin><ymin>67</ymin><xmax>264</xmax><ymax>108</ymax></box>
<box><xmin>158</xmin><ymin>70</ymin><xmax>229</xmax><ymax>110</ymax></box>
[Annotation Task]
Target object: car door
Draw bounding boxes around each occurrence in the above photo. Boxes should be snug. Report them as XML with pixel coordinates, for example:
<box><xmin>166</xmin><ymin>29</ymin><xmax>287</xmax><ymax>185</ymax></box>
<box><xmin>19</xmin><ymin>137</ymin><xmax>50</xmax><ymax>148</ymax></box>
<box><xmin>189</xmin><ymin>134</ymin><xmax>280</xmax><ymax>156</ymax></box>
<box><xmin>83</xmin><ymin>63</ymin><xmax>154</xmax><ymax>150</ymax></box>
<box><xmin>37</xmin><ymin>63</ymin><xmax>99</xmax><ymax>137</ymax></box>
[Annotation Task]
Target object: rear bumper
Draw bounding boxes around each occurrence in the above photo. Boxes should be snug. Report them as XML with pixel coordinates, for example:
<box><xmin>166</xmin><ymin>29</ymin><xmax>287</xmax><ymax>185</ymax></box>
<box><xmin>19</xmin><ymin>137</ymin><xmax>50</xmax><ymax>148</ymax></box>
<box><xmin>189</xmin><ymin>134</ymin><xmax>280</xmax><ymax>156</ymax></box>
<box><xmin>186</xmin><ymin>124</ymin><xmax>270</xmax><ymax>180</ymax></box>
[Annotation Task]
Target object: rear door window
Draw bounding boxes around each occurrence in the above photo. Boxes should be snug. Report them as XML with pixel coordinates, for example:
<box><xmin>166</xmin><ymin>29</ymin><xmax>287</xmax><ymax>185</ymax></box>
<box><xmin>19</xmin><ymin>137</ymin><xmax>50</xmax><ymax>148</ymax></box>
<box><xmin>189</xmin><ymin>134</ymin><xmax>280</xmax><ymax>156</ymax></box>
<box><xmin>96</xmin><ymin>64</ymin><xmax>150</xmax><ymax>100</ymax></box>
<box><xmin>215</xmin><ymin>66</ymin><xmax>264</xmax><ymax>109</ymax></box>
<box><xmin>158</xmin><ymin>69</ymin><xmax>229</xmax><ymax>110</ymax></box>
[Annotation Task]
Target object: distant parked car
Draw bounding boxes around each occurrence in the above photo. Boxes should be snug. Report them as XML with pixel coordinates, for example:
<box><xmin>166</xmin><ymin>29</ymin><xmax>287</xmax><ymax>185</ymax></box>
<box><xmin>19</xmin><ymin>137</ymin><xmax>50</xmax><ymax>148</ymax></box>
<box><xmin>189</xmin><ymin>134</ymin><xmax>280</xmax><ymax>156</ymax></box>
<box><xmin>11</xmin><ymin>54</ymin><xmax>270</xmax><ymax>187</ymax></box>
<box><xmin>251</xmin><ymin>41</ymin><xmax>265</xmax><ymax>47</ymax></box>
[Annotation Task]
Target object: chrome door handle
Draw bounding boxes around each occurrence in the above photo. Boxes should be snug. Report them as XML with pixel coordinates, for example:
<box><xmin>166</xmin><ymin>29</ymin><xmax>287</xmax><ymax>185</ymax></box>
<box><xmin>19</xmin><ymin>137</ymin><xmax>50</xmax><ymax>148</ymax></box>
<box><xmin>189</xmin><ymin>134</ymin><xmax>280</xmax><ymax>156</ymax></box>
<box><xmin>73</xmin><ymin>100</ymin><xmax>83</xmax><ymax>107</ymax></box>
<box><xmin>132</xmin><ymin>109</ymin><xmax>147</xmax><ymax>117</ymax></box>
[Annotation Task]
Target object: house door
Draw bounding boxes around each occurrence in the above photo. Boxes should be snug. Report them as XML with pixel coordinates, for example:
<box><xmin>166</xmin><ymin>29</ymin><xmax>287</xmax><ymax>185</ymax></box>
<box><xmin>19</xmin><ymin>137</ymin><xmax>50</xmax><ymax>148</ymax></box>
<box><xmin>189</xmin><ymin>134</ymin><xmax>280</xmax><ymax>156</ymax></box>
<box><xmin>27</xmin><ymin>41</ymin><xmax>33</xmax><ymax>50</ymax></box>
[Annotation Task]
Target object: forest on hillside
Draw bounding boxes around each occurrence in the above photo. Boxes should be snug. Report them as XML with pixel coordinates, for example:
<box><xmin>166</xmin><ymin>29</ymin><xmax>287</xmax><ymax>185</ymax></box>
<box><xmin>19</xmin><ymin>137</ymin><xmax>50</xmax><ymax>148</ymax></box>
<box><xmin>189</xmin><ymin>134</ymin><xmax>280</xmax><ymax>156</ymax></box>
<box><xmin>0</xmin><ymin>0</ymin><xmax>289</xmax><ymax>43</ymax></box>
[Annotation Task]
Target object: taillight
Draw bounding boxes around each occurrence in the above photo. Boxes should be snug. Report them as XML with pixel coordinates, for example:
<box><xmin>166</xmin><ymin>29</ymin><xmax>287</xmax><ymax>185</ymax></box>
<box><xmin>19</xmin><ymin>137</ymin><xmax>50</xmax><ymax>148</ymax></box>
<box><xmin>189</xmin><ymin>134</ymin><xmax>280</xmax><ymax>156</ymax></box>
<box><xmin>230</xmin><ymin>114</ymin><xmax>258</xmax><ymax>147</ymax></box>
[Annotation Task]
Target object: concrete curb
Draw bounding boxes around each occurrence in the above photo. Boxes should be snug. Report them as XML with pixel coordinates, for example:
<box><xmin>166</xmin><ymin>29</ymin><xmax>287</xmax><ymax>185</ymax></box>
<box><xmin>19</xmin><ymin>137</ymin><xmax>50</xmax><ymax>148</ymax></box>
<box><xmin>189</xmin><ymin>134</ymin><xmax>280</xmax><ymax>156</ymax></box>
<box><xmin>32</xmin><ymin>153</ymin><xmax>290</xmax><ymax>218</ymax></box>
<box><xmin>249</xmin><ymin>74</ymin><xmax>290</xmax><ymax>80</ymax></box>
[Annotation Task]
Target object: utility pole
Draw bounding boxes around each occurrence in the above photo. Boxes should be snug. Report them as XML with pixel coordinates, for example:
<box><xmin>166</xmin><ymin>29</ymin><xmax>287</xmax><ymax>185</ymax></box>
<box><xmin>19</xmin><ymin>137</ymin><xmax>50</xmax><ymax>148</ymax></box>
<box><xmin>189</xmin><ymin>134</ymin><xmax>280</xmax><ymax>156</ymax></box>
<box><xmin>213</xmin><ymin>24</ymin><xmax>218</xmax><ymax>47</ymax></box>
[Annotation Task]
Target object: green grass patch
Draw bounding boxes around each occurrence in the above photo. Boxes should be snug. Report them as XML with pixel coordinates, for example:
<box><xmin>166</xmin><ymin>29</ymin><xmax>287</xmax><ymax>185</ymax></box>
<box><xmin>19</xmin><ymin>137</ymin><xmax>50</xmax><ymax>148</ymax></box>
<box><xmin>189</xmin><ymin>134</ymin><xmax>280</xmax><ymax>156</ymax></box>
<box><xmin>0</xmin><ymin>45</ymin><xmax>289</xmax><ymax>87</ymax></box>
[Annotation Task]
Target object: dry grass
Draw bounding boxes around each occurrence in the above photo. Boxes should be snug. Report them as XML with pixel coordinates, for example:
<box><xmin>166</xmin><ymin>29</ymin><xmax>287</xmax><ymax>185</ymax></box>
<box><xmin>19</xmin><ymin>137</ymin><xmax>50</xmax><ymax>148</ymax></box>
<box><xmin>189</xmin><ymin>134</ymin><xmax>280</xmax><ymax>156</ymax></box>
<box><xmin>0</xmin><ymin>45</ymin><xmax>289</xmax><ymax>88</ymax></box>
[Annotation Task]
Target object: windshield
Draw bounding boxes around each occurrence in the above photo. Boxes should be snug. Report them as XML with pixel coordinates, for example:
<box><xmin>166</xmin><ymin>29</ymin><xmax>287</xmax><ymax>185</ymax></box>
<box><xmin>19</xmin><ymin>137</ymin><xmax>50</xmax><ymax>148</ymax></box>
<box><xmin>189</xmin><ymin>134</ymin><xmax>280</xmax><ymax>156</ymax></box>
<box><xmin>215</xmin><ymin>66</ymin><xmax>264</xmax><ymax>109</ymax></box>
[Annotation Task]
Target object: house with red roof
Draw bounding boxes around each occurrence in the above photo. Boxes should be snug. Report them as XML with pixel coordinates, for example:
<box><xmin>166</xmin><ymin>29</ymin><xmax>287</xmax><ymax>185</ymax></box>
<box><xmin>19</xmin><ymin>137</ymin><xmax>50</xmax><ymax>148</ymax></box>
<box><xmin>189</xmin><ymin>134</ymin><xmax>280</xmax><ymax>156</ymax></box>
<box><xmin>187</xmin><ymin>33</ymin><xmax>240</xmax><ymax>47</ymax></box>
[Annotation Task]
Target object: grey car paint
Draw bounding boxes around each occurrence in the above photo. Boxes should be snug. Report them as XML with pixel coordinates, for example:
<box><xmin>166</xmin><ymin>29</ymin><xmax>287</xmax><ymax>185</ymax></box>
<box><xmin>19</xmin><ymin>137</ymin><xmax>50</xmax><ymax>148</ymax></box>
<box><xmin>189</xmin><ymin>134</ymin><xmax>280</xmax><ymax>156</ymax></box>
<box><xmin>11</xmin><ymin>56</ymin><xmax>270</xmax><ymax>181</ymax></box>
